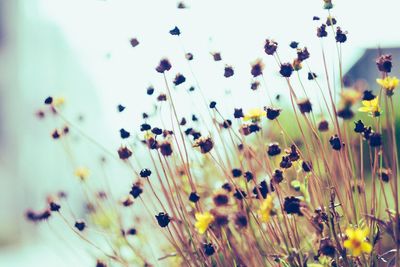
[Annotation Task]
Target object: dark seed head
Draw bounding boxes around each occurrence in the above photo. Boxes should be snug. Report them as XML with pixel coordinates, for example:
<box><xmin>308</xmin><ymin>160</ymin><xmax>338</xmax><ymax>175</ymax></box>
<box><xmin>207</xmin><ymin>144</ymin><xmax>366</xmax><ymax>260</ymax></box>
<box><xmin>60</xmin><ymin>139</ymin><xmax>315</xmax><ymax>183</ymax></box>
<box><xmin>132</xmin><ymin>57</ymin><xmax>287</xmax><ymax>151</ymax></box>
<box><xmin>120</xmin><ymin>128</ymin><xmax>130</xmax><ymax>139</ymax></box>
<box><xmin>264</xmin><ymin>39</ymin><xmax>278</xmax><ymax>55</ymax></box>
<box><xmin>130</xmin><ymin>38</ymin><xmax>139</xmax><ymax>47</ymax></box>
<box><xmin>376</xmin><ymin>54</ymin><xmax>392</xmax><ymax>73</ymax></box>
<box><xmin>224</xmin><ymin>66</ymin><xmax>234</xmax><ymax>78</ymax></box>
<box><xmin>289</xmin><ymin>41</ymin><xmax>299</xmax><ymax>49</ymax></box>
<box><xmin>317</xmin><ymin>24</ymin><xmax>328</xmax><ymax>38</ymax></box>
<box><xmin>244</xmin><ymin>171</ymin><xmax>254</xmax><ymax>182</ymax></box>
<box><xmin>213</xmin><ymin>193</ymin><xmax>229</xmax><ymax>206</ymax></box>
<box><xmin>169</xmin><ymin>26</ymin><xmax>181</xmax><ymax>36</ymax></box>
<box><xmin>118</xmin><ymin>146</ymin><xmax>132</xmax><ymax>160</ymax></box>
<box><xmin>272</xmin><ymin>169</ymin><xmax>284</xmax><ymax>184</ymax></box>
<box><xmin>74</xmin><ymin>220</ymin><xmax>86</xmax><ymax>231</ymax></box>
<box><xmin>363</xmin><ymin>90</ymin><xmax>376</xmax><ymax>101</ymax></box>
<box><xmin>209</xmin><ymin>101</ymin><xmax>216</xmax><ymax>109</ymax></box>
<box><xmin>267</xmin><ymin>143</ymin><xmax>281</xmax><ymax>156</ymax></box>
<box><xmin>234</xmin><ymin>108</ymin><xmax>244</xmax><ymax>119</ymax></box>
<box><xmin>354</xmin><ymin>120</ymin><xmax>365</xmax><ymax>133</ymax></box>
<box><xmin>302</xmin><ymin>161</ymin><xmax>312</xmax><ymax>172</ymax></box>
<box><xmin>44</xmin><ymin>96</ymin><xmax>53</xmax><ymax>105</ymax></box>
<box><xmin>308</xmin><ymin>72</ymin><xmax>317</xmax><ymax>80</ymax></box>
<box><xmin>130</xmin><ymin>182</ymin><xmax>143</xmax><ymax>198</ymax></box>
<box><xmin>232</xmin><ymin>168</ymin><xmax>242</xmax><ymax>178</ymax></box>
<box><xmin>203</xmin><ymin>243</ymin><xmax>215</xmax><ymax>256</ymax></box>
<box><xmin>156</xmin><ymin>58</ymin><xmax>172</xmax><ymax>73</ymax></box>
<box><xmin>234</xmin><ymin>212</ymin><xmax>248</xmax><ymax>229</ymax></box>
<box><xmin>318</xmin><ymin>120</ymin><xmax>329</xmax><ymax>132</ymax></box>
<box><xmin>155</xmin><ymin>212</ymin><xmax>171</xmax><ymax>228</ymax></box>
<box><xmin>369</xmin><ymin>132</ymin><xmax>382</xmax><ymax>147</ymax></box>
<box><xmin>297</xmin><ymin>99</ymin><xmax>312</xmax><ymax>113</ymax></box>
<box><xmin>189</xmin><ymin>192</ymin><xmax>200</xmax><ymax>203</ymax></box>
<box><xmin>279</xmin><ymin>63</ymin><xmax>294</xmax><ymax>77</ymax></box>
<box><xmin>280</xmin><ymin>156</ymin><xmax>292</xmax><ymax>169</ymax></box>
<box><xmin>283</xmin><ymin>196</ymin><xmax>303</xmax><ymax>216</ymax></box>
<box><xmin>265</xmin><ymin>107</ymin><xmax>281</xmax><ymax>120</ymax></box>
<box><xmin>173</xmin><ymin>73</ymin><xmax>186</xmax><ymax>86</ymax></box>
<box><xmin>140</xmin><ymin>168</ymin><xmax>151</xmax><ymax>178</ymax></box>
<box><xmin>329</xmin><ymin>135</ymin><xmax>342</xmax><ymax>150</ymax></box>
<box><xmin>49</xmin><ymin>202</ymin><xmax>61</xmax><ymax>212</ymax></box>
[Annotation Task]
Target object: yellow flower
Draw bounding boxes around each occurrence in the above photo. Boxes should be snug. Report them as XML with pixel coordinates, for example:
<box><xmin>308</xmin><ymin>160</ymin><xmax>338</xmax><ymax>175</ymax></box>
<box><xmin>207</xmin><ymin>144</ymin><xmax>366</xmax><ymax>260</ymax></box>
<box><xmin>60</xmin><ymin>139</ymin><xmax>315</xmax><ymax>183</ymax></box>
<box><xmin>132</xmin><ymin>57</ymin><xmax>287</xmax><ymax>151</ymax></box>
<box><xmin>53</xmin><ymin>97</ymin><xmax>65</xmax><ymax>107</ymax></box>
<box><xmin>340</xmin><ymin>89</ymin><xmax>361</xmax><ymax>106</ymax></box>
<box><xmin>343</xmin><ymin>227</ymin><xmax>372</xmax><ymax>257</ymax></box>
<box><xmin>195</xmin><ymin>212</ymin><xmax>214</xmax><ymax>234</ymax></box>
<box><xmin>358</xmin><ymin>97</ymin><xmax>380</xmax><ymax>117</ymax></box>
<box><xmin>376</xmin><ymin>76</ymin><xmax>399</xmax><ymax>96</ymax></box>
<box><xmin>243</xmin><ymin>108</ymin><xmax>266</xmax><ymax>122</ymax></box>
<box><xmin>74</xmin><ymin>167</ymin><xmax>90</xmax><ymax>180</ymax></box>
<box><xmin>257</xmin><ymin>195</ymin><xmax>274</xmax><ymax>223</ymax></box>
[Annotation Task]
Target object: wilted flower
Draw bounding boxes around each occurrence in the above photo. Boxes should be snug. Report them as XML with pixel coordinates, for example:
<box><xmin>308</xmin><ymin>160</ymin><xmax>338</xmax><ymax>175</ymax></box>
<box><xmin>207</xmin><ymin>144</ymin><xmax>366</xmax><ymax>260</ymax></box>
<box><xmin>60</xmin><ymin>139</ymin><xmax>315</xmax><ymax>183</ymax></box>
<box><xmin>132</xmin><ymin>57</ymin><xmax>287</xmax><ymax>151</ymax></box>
<box><xmin>318</xmin><ymin>120</ymin><xmax>329</xmax><ymax>132</ymax></box>
<box><xmin>265</xmin><ymin>107</ymin><xmax>281</xmax><ymax>120</ymax></box>
<box><xmin>155</xmin><ymin>212</ymin><xmax>171</xmax><ymax>228</ymax></box>
<box><xmin>376</xmin><ymin>54</ymin><xmax>392</xmax><ymax>73</ymax></box>
<box><xmin>251</xmin><ymin>59</ymin><xmax>264</xmax><ymax>77</ymax></box>
<box><xmin>283</xmin><ymin>196</ymin><xmax>303</xmax><ymax>216</ymax></box>
<box><xmin>329</xmin><ymin>135</ymin><xmax>342</xmax><ymax>150</ymax></box>
<box><xmin>317</xmin><ymin>24</ymin><xmax>328</xmax><ymax>38</ymax></box>
<box><xmin>193</xmin><ymin>136</ymin><xmax>214</xmax><ymax>153</ymax></box>
<box><xmin>279</xmin><ymin>63</ymin><xmax>294</xmax><ymax>77</ymax></box>
<box><xmin>335</xmin><ymin>27</ymin><xmax>347</xmax><ymax>43</ymax></box>
<box><xmin>224</xmin><ymin>65</ymin><xmax>234</xmax><ymax>78</ymax></box>
<box><xmin>203</xmin><ymin>243</ymin><xmax>215</xmax><ymax>256</ymax></box>
<box><xmin>264</xmin><ymin>39</ymin><xmax>278</xmax><ymax>55</ymax></box>
<box><xmin>156</xmin><ymin>59</ymin><xmax>172</xmax><ymax>73</ymax></box>
<box><xmin>297</xmin><ymin>99</ymin><xmax>312</xmax><ymax>114</ymax></box>
<box><xmin>130</xmin><ymin>38</ymin><xmax>139</xmax><ymax>47</ymax></box>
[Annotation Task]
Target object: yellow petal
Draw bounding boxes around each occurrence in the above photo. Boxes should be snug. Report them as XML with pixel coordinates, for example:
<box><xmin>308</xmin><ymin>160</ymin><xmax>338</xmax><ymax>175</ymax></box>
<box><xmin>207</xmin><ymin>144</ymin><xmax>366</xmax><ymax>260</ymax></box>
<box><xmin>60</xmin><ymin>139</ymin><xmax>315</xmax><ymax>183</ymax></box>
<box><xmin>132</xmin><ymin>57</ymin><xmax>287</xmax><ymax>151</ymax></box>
<box><xmin>358</xmin><ymin>107</ymin><xmax>370</xmax><ymax>112</ymax></box>
<box><xmin>345</xmin><ymin>228</ymin><xmax>355</xmax><ymax>239</ymax></box>
<box><xmin>361</xmin><ymin>242</ymin><xmax>372</xmax><ymax>253</ymax></box>
<box><xmin>343</xmin><ymin>240</ymin><xmax>352</xmax><ymax>249</ymax></box>
<box><xmin>361</xmin><ymin>100</ymin><xmax>371</xmax><ymax>107</ymax></box>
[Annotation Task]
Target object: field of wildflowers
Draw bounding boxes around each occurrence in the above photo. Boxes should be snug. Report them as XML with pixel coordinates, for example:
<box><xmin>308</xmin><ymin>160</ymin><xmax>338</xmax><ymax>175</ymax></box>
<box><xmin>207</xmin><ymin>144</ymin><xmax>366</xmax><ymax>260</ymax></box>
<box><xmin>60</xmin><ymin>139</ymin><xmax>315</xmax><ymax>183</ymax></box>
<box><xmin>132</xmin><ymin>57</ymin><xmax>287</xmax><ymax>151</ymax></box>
<box><xmin>26</xmin><ymin>0</ymin><xmax>400</xmax><ymax>266</ymax></box>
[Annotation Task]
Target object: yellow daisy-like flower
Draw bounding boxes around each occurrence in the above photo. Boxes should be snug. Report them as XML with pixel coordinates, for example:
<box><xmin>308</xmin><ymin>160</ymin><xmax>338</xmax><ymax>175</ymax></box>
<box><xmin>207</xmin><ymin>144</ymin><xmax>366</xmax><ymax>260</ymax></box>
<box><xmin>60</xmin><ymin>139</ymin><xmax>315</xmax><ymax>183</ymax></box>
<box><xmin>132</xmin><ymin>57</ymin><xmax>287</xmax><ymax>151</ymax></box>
<box><xmin>257</xmin><ymin>195</ymin><xmax>274</xmax><ymax>223</ymax></box>
<box><xmin>358</xmin><ymin>97</ymin><xmax>381</xmax><ymax>117</ymax></box>
<box><xmin>243</xmin><ymin>108</ymin><xmax>266</xmax><ymax>122</ymax></box>
<box><xmin>340</xmin><ymin>89</ymin><xmax>361</xmax><ymax>106</ymax></box>
<box><xmin>74</xmin><ymin>167</ymin><xmax>90</xmax><ymax>181</ymax></box>
<box><xmin>53</xmin><ymin>97</ymin><xmax>65</xmax><ymax>107</ymax></box>
<box><xmin>343</xmin><ymin>227</ymin><xmax>372</xmax><ymax>257</ymax></box>
<box><xmin>194</xmin><ymin>211</ymin><xmax>214</xmax><ymax>234</ymax></box>
<box><xmin>376</xmin><ymin>76</ymin><xmax>399</xmax><ymax>96</ymax></box>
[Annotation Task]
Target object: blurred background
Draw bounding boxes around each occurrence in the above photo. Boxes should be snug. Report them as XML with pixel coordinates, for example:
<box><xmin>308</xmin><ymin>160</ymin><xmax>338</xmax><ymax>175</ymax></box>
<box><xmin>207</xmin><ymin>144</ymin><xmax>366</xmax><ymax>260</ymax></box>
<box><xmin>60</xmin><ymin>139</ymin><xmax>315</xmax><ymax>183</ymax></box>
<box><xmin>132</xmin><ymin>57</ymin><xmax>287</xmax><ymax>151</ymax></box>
<box><xmin>1</xmin><ymin>0</ymin><xmax>400</xmax><ymax>266</ymax></box>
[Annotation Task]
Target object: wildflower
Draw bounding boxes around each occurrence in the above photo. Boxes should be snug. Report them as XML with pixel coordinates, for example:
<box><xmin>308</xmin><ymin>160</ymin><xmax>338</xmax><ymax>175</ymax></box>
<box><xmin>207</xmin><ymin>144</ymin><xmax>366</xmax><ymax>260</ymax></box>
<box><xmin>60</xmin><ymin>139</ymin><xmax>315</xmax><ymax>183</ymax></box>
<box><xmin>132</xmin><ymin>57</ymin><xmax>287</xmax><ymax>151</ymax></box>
<box><xmin>243</xmin><ymin>108</ymin><xmax>266</xmax><ymax>122</ymax></box>
<box><xmin>159</xmin><ymin>141</ymin><xmax>173</xmax><ymax>156</ymax></box>
<box><xmin>203</xmin><ymin>243</ymin><xmax>215</xmax><ymax>256</ymax></box>
<box><xmin>185</xmin><ymin>52</ymin><xmax>193</xmax><ymax>60</ymax></box>
<box><xmin>319</xmin><ymin>238</ymin><xmax>336</xmax><ymax>258</ymax></box>
<box><xmin>343</xmin><ymin>227</ymin><xmax>372</xmax><ymax>256</ymax></box>
<box><xmin>224</xmin><ymin>65</ymin><xmax>234</xmax><ymax>78</ymax></box>
<box><xmin>221</xmin><ymin>182</ymin><xmax>233</xmax><ymax>192</ymax></box>
<box><xmin>317</xmin><ymin>24</ymin><xmax>328</xmax><ymax>38</ymax></box>
<box><xmin>302</xmin><ymin>161</ymin><xmax>312</xmax><ymax>172</ymax></box>
<box><xmin>117</xmin><ymin>104</ymin><xmax>125</xmax><ymax>112</ymax></box>
<box><xmin>326</xmin><ymin>16</ymin><xmax>337</xmax><ymax>26</ymax></box>
<box><xmin>130</xmin><ymin>38</ymin><xmax>139</xmax><ymax>47</ymax></box>
<box><xmin>155</xmin><ymin>212</ymin><xmax>171</xmax><ymax>228</ymax></box>
<box><xmin>173</xmin><ymin>73</ymin><xmax>186</xmax><ymax>86</ymax></box>
<box><xmin>280</xmin><ymin>156</ymin><xmax>292</xmax><ymax>168</ymax></box>
<box><xmin>26</xmin><ymin>209</ymin><xmax>51</xmax><ymax>222</ymax></box>
<box><xmin>213</xmin><ymin>192</ymin><xmax>229</xmax><ymax>206</ymax></box>
<box><xmin>341</xmin><ymin>89</ymin><xmax>361</xmax><ymax>106</ymax></box>
<box><xmin>251</xmin><ymin>59</ymin><xmax>264</xmax><ymax>77</ymax></box>
<box><xmin>195</xmin><ymin>212</ymin><xmax>214</xmax><ymax>234</ymax></box>
<box><xmin>362</xmin><ymin>90</ymin><xmax>376</xmax><ymax>101</ymax></box>
<box><xmin>75</xmin><ymin>167</ymin><xmax>90</xmax><ymax>180</ymax></box>
<box><xmin>376</xmin><ymin>76</ymin><xmax>399</xmax><ymax>96</ymax></box>
<box><xmin>234</xmin><ymin>212</ymin><xmax>248</xmax><ymax>229</ymax></box>
<box><xmin>139</xmin><ymin>168</ymin><xmax>151</xmax><ymax>178</ymax></box>
<box><xmin>209</xmin><ymin>101</ymin><xmax>216</xmax><ymax>108</ymax></box>
<box><xmin>286</xmin><ymin>144</ymin><xmax>300</xmax><ymax>161</ymax></box>
<box><xmin>151</xmin><ymin>127</ymin><xmax>163</xmax><ymax>135</ymax></box>
<box><xmin>212</xmin><ymin>211</ymin><xmax>229</xmax><ymax>227</ymax></box>
<box><xmin>337</xmin><ymin>106</ymin><xmax>354</xmax><ymax>120</ymax></box>
<box><xmin>130</xmin><ymin>182</ymin><xmax>143</xmax><ymax>198</ymax></box>
<box><xmin>354</xmin><ymin>120</ymin><xmax>365</xmax><ymax>133</ymax></box>
<box><xmin>369</xmin><ymin>132</ymin><xmax>382</xmax><ymax>147</ymax></box>
<box><xmin>234</xmin><ymin>108</ymin><xmax>244</xmax><ymax>118</ymax></box>
<box><xmin>156</xmin><ymin>58</ymin><xmax>172</xmax><ymax>73</ymax></box>
<box><xmin>96</xmin><ymin>260</ymin><xmax>107</xmax><ymax>267</ymax></box>
<box><xmin>212</xmin><ymin>52</ymin><xmax>222</xmax><ymax>61</ymax></box>
<box><xmin>279</xmin><ymin>63</ymin><xmax>294</xmax><ymax>77</ymax></box>
<box><xmin>157</xmin><ymin>93</ymin><xmax>167</xmax><ymax>101</ymax></box>
<box><xmin>297</xmin><ymin>47</ymin><xmax>310</xmax><ymax>61</ymax></box>
<box><xmin>358</xmin><ymin>97</ymin><xmax>381</xmax><ymax>117</ymax></box>
<box><xmin>189</xmin><ymin>192</ymin><xmax>200</xmax><ymax>203</ymax></box>
<box><xmin>323</xmin><ymin>0</ymin><xmax>333</xmax><ymax>9</ymax></box>
<box><xmin>233</xmin><ymin>189</ymin><xmax>247</xmax><ymax>200</ymax></box>
<box><xmin>267</xmin><ymin>143</ymin><xmax>281</xmax><ymax>156</ymax></box>
<box><xmin>193</xmin><ymin>136</ymin><xmax>214</xmax><ymax>153</ymax></box>
<box><xmin>265</xmin><ymin>107</ymin><xmax>281</xmax><ymax>120</ymax></box>
<box><xmin>335</xmin><ymin>27</ymin><xmax>347</xmax><ymax>43</ymax></box>
<box><xmin>292</xmin><ymin>59</ymin><xmax>302</xmax><ymax>71</ymax></box>
<box><xmin>308</xmin><ymin>72</ymin><xmax>317</xmax><ymax>80</ymax></box>
<box><xmin>272</xmin><ymin>169</ymin><xmax>284</xmax><ymax>184</ymax></box>
<box><xmin>140</xmin><ymin>123</ymin><xmax>151</xmax><ymax>131</ymax></box>
<box><xmin>118</xmin><ymin>146</ymin><xmax>133</xmax><ymax>160</ymax></box>
<box><xmin>244</xmin><ymin>171</ymin><xmax>254</xmax><ymax>182</ymax></box>
<box><xmin>329</xmin><ymin>135</ymin><xmax>342</xmax><ymax>150</ymax></box>
<box><xmin>119</xmin><ymin>128</ymin><xmax>130</xmax><ymax>139</ymax></box>
<box><xmin>376</xmin><ymin>54</ymin><xmax>392</xmax><ymax>73</ymax></box>
<box><xmin>121</xmin><ymin>195</ymin><xmax>134</xmax><ymax>207</ymax></box>
<box><xmin>251</xmin><ymin>81</ymin><xmax>260</xmax><ymax>90</ymax></box>
<box><xmin>74</xmin><ymin>220</ymin><xmax>86</xmax><ymax>231</ymax></box>
<box><xmin>380</xmin><ymin>168</ymin><xmax>391</xmax><ymax>182</ymax></box>
<box><xmin>297</xmin><ymin>98</ymin><xmax>312</xmax><ymax>113</ymax></box>
<box><xmin>51</xmin><ymin>129</ymin><xmax>61</xmax><ymax>139</ymax></box>
<box><xmin>258</xmin><ymin>195</ymin><xmax>274</xmax><ymax>223</ymax></box>
<box><xmin>49</xmin><ymin>202</ymin><xmax>61</xmax><ymax>212</ymax></box>
<box><xmin>169</xmin><ymin>26</ymin><xmax>181</xmax><ymax>36</ymax></box>
<box><xmin>283</xmin><ymin>196</ymin><xmax>303</xmax><ymax>216</ymax></box>
<box><xmin>317</xmin><ymin>120</ymin><xmax>329</xmax><ymax>132</ymax></box>
<box><xmin>289</xmin><ymin>41</ymin><xmax>299</xmax><ymax>49</ymax></box>
<box><xmin>253</xmin><ymin>180</ymin><xmax>270</xmax><ymax>199</ymax></box>
<box><xmin>264</xmin><ymin>39</ymin><xmax>278</xmax><ymax>55</ymax></box>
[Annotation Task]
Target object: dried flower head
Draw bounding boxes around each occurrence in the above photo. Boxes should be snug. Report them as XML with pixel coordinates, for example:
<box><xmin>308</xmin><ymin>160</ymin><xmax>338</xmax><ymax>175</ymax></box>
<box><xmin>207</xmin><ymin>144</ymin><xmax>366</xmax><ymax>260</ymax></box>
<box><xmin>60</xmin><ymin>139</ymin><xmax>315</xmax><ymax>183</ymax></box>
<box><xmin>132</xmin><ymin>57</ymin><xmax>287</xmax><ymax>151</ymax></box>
<box><xmin>376</xmin><ymin>54</ymin><xmax>392</xmax><ymax>73</ymax></box>
<box><xmin>193</xmin><ymin>136</ymin><xmax>214</xmax><ymax>153</ymax></box>
<box><xmin>264</xmin><ymin>39</ymin><xmax>278</xmax><ymax>55</ymax></box>
<box><xmin>250</xmin><ymin>59</ymin><xmax>264</xmax><ymax>77</ymax></box>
